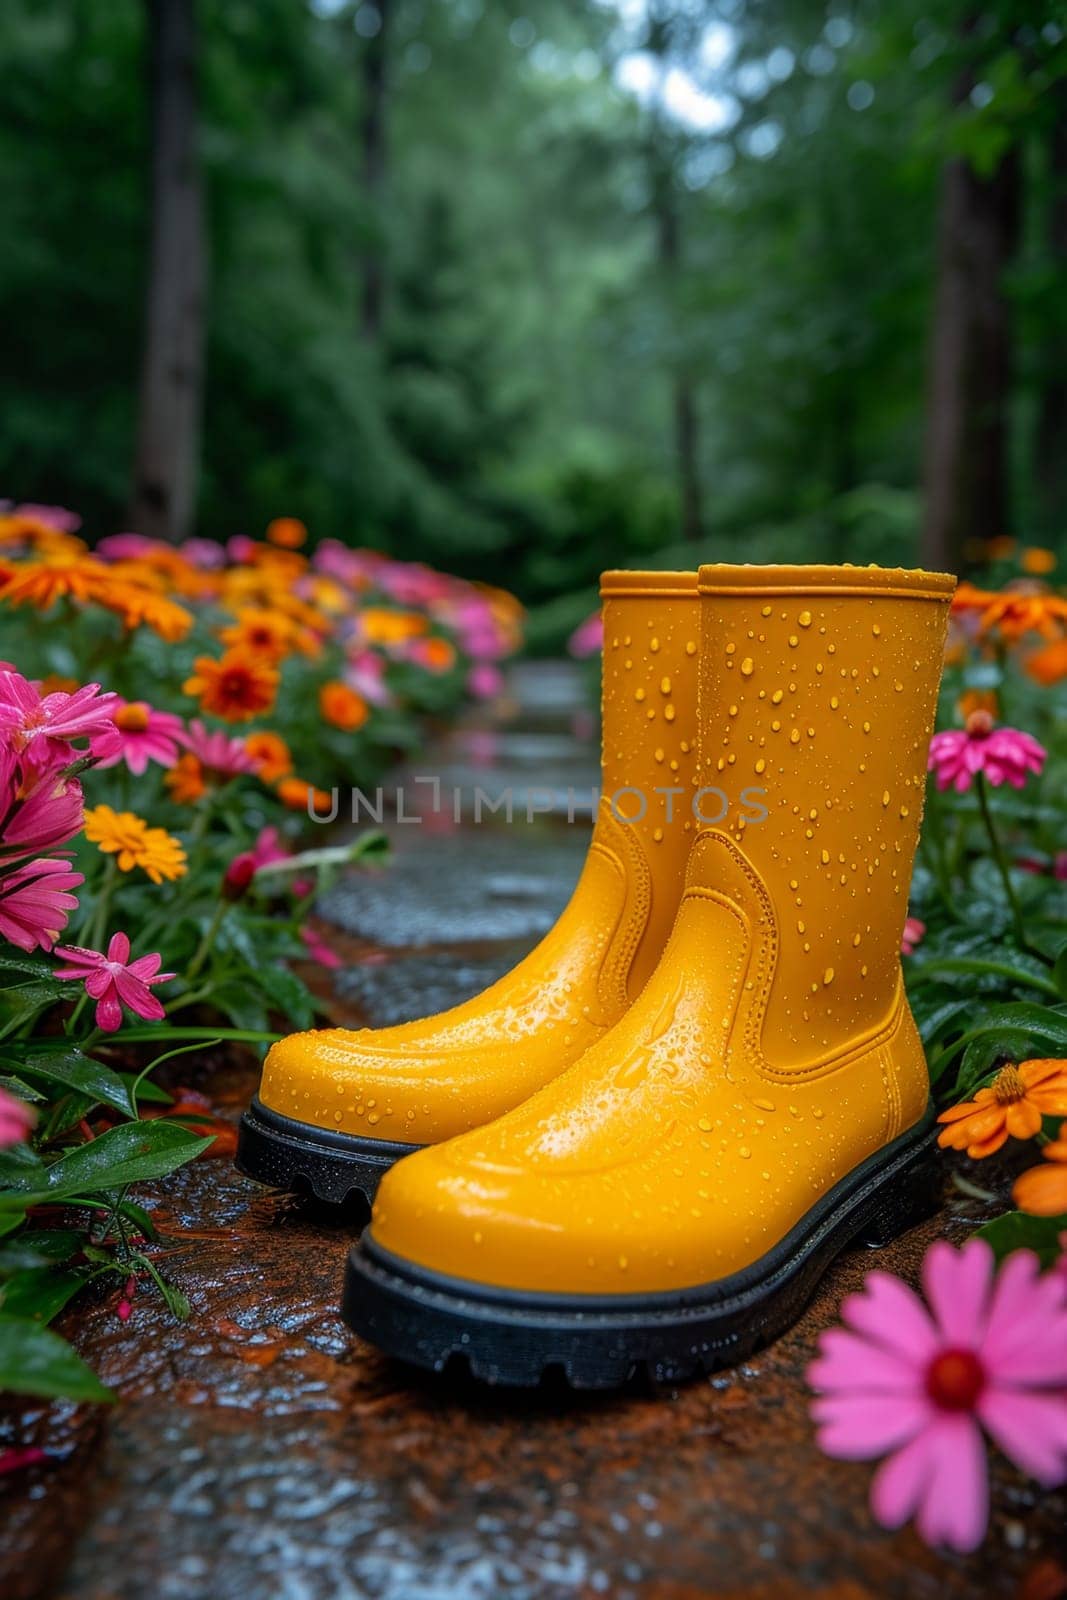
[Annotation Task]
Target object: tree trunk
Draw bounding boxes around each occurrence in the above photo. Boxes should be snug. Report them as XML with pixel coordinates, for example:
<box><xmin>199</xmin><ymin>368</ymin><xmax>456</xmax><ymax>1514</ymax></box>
<box><xmin>921</xmin><ymin>68</ymin><xmax>1021</xmax><ymax>573</ymax></box>
<box><xmin>1035</xmin><ymin>88</ymin><xmax>1067</xmax><ymax>531</ymax></box>
<box><xmin>652</xmin><ymin>159</ymin><xmax>704</xmax><ymax>543</ymax></box>
<box><xmin>360</xmin><ymin>0</ymin><xmax>390</xmax><ymax>340</ymax></box>
<box><xmin>130</xmin><ymin>0</ymin><xmax>205</xmax><ymax>543</ymax></box>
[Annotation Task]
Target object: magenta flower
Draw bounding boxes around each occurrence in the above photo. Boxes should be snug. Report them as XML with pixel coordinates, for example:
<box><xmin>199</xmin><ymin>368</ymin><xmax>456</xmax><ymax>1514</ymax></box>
<box><xmin>928</xmin><ymin>711</ymin><xmax>1047</xmax><ymax>793</ymax></box>
<box><xmin>901</xmin><ymin>917</ymin><xmax>925</xmax><ymax>956</ymax></box>
<box><xmin>0</xmin><ymin>858</ymin><xmax>84</xmax><ymax>952</ymax></box>
<box><xmin>809</xmin><ymin>1239</ymin><xmax>1067</xmax><ymax>1552</ymax></box>
<box><xmin>0</xmin><ymin>747</ymin><xmax>83</xmax><ymax>858</ymax></box>
<box><xmin>345</xmin><ymin>648</ymin><xmax>391</xmax><ymax>707</ymax></box>
<box><xmin>467</xmin><ymin>662</ymin><xmax>504</xmax><ymax>700</ymax></box>
<box><xmin>568</xmin><ymin>611</ymin><xmax>603</xmax><ymax>659</ymax></box>
<box><xmin>54</xmin><ymin>932</ymin><xmax>176</xmax><ymax>1033</ymax></box>
<box><xmin>0</xmin><ymin>671</ymin><xmax>120</xmax><ymax>761</ymax></box>
<box><xmin>300</xmin><ymin>923</ymin><xmax>342</xmax><ymax>969</ymax></box>
<box><xmin>178</xmin><ymin>720</ymin><xmax>257</xmax><ymax>779</ymax></box>
<box><xmin>0</xmin><ymin>1084</ymin><xmax>37</xmax><ymax>1148</ymax></box>
<box><xmin>90</xmin><ymin>699</ymin><xmax>183</xmax><ymax>775</ymax></box>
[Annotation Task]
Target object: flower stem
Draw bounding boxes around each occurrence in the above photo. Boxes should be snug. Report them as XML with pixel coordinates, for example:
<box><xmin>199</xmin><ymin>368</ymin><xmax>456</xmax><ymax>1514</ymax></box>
<box><xmin>183</xmin><ymin>899</ymin><xmax>228</xmax><ymax>985</ymax></box>
<box><xmin>974</xmin><ymin>772</ymin><xmax>1041</xmax><ymax>960</ymax></box>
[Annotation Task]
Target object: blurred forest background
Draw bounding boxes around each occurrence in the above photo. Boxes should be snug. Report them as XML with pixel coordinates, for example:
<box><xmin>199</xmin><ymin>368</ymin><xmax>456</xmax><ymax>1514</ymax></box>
<box><xmin>1</xmin><ymin>0</ymin><xmax>1065</xmax><ymax>645</ymax></box>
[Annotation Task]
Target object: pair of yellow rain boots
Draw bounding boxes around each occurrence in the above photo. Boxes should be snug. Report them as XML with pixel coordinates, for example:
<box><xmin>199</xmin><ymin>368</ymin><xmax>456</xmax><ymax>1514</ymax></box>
<box><xmin>237</xmin><ymin>563</ymin><xmax>955</xmax><ymax>1388</ymax></box>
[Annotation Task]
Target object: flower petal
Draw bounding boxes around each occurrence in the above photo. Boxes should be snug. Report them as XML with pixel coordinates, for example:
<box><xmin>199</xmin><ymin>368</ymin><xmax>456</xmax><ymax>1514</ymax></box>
<box><xmin>978</xmin><ymin>1387</ymin><xmax>1067</xmax><ymax>1486</ymax></box>
<box><xmin>922</xmin><ymin>1238</ymin><xmax>993</xmax><ymax>1346</ymax></box>
<box><xmin>808</xmin><ymin>1327</ymin><xmax>923</xmax><ymax>1395</ymax></box>
<box><xmin>912</xmin><ymin>1415</ymin><xmax>989</xmax><ymax>1553</ymax></box>
<box><xmin>811</xmin><ymin>1392</ymin><xmax>931</xmax><ymax>1460</ymax></box>
<box><xmin>839</xmin><ymin>1270</ymin><xmax>939</xmax><ymax>1361</ymax></box>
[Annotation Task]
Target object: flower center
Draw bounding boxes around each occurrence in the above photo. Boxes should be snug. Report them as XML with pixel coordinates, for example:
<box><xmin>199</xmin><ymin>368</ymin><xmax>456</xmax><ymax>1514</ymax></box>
<box><xmin>115</xmin><ymin>703</ymin><xmax>150</xmax><ymax>733</ymax></box>
<box><xmin>992</xmin><ymin>1064</ymin><xmax>1026</xmax><ymax>1105</ymax></box>
<box><xmin>926</xmin><ymin>1348</ymin><xmax>985</xmax><ymax>1411</ymax></box>
<box><xmin>965</xmin><ymin>709</ymin><xmax>994</xmax><ymax>739</ymax></box>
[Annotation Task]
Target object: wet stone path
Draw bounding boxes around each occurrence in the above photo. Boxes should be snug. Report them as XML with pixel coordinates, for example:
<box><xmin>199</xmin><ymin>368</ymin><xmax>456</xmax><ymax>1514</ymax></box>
<box><xmin>3</xmin><ymin>664</ymin><xmax>1066</xmax><ymax>1600</ymax></box>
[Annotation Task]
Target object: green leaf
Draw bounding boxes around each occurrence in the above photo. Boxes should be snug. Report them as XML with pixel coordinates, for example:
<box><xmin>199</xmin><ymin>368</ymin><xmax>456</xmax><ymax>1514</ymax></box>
<box><xmin>0</xmin><ymin>1229</ymin><xmax>83</xmax><ymax>1272</ymax></box>
<box><xmin>1</xmin><ymin>1120</ymin><xmax>212</xmax><ymax>1204</ymax></box>
<box><xmin>18</xmin><ymin>1049</ymin><xmax>135</xmax><ymax>1119</ymax></box>
<box><xmin>0</xmin><ymin>1074</ymin><xmax>46</xmax><ymax>1104</ymax></box>
<box><xmin>0</xmin><ymin>1267</ymin><xmax>84</xmax><ymax>1324</ymax></box>
<box><xmin>976</xmin><ymin>1211</ymin><xmax>1067</xmax><ymax>1267</ymax></box>
<box><xmin>0</xmin><ymin>956</ymin><xmax>60</xmax><ymax>982</ymax></box>
<box><xmin>0</xmin><ymin>1143</ymin><xmax>45</xmax><ymax>1190</ymax></box>
<box><xmin>907</xmin><ymin>954</ymin><xmax>1060</xmax><ymax>999</ymax></box>
<box><xmin>254</xmin><ymin>962</ymin><xmax>316</xmax><ymax>1031</ymax></box>
<box><xmin>0</xmin><ymin>1318</ymin><xmax>113</xmax><ymax>1401</ymax></box>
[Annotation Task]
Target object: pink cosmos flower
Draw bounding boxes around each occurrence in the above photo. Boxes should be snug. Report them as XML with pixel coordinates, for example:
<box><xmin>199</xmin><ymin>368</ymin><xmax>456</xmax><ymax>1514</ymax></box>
<box><xmin>928</xmin><ymin>711</ymin><xmax>1047</xmax><ymax>793</ymax></box>
<box><xmin>54</xmin><ymin>931</ymin><xmax>176</xmax><ymax>1033</ymax></box>
<box><xmin>0</xmin><ymin>1084</ymin><xmax>37</xmax><ymax>1148</ymax></box>
<box><xmin>0</xmin><ymin>747</ymin><xmax>83</xmax><ymax>859</ymax></box>
<box><xmin>901</xmin><ymin>917</ymin><xmax>925</xmax><ymax>956</ymax></box>
<box><xmin>568</xmin><ymin>611</ymin><xmax>603</xmax><ymax>659</ymax></box>
<box><xmin>91</xmin><ymin>699</ymin><xmax>184</xmax><ymax>774</ymax></box>
<box><xmin>178</xmin><ymin>720</ymin><xmax>257</xmax><ymax>779</ymax></box>
<box><xmin>467</xmin><ymin>662</ymin><xmax>504</xmax><ymax>700</ymax></box>
<box><xmin>809</xmin><ymin>1239</ymin><xmax>1067</xmax><ymax>1553</ymax></box>
<box><xmin>0</xmin><ymin>859</ymin><xmax>84</xmax><ymax>952</ymax></box>
<box><xmin>0</xmin><ymin>671</ymin><xmax>120</xmax><ymax>762</ymax></box>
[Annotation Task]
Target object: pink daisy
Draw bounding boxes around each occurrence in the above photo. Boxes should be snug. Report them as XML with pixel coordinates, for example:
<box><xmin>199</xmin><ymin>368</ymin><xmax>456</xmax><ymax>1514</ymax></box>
<box><xmin>809</xmin><ymin>1239</ymin><xmax>1067</xmax><ymax>1553</ymax></box>
<box><xmin>0</xmin><ymin>858</ymin><xmax>84</xmax><ymax>952</ymax></box>
<box><xmin>0</xmin><ymin>747</ymin><xmax>84</xmax><ymax>858</ymax></box>
<box><xmin>0</xmin><ymin>671</ymin><xmax>120</xmax><ymax>761</ymax></box>
<box><xmin>91</xmin><ymin>699</ymin><xmax>183</xmax><ymax>775</ymax></box>
<box><xmin>54</xmin><ymin>931</ymin><xmax>176</xmax><ymax>1033</ymax></box>
<box><xmin>178</xmin><ymin>720</ymin><xmax>257</xmax><ymax>779</ymax></box>
<box><xmin>928</xmin><ymin>711</ymin><xmax>1047</xmax><ymax>793</ymax></box>
<box><xmin>0</xmin><ymin>1084</ymin><xmax>37</xmax><ymax>1148</ymax></box>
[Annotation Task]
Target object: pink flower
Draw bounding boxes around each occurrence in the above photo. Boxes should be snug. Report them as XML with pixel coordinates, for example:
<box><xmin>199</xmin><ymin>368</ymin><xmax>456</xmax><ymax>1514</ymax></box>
<box><xmin>178</xmin><ymin>720</ymin><xmax>257</xmax><ymax>779</ymax></box>
<box><xmin>13</xmin><ymin>503</ymin><xmax>81</xmax><ymax>533</ymax></box>
<box><xmin>901</xmin><ymin>917</ymin><xmax>925</xmax><ymax>956</ymax></box>
<box><xmin>809</xmin><ymin>1239</ymin><xmax>1067</xmax><ymax>1553</ymax></box>
<box><xmin>54</xmin><ymin>931</ymin><xmax>176</xmax><ymax>1032</ymax></box>
<box><xmin>344</xmin><ymin>648</ymin><xmax>391</xmax><ymax>707</ymax></box>
<box><xmin>0</xmin><ymin>1084</ymin><xmax>37</xmax><ymax>1148</ymax></box>
<box><xmin>568</xmin><ymin>610</ymin><xmax>603</xmax><ymax>659</ymax></box>
<box><xmin>0</xmin><ymin>858</ymin><xmax>84</xmax><ymax>952</ymax></box>
<box><xmin>91</xmin><ymin>699</ymin><xmax>184</xmax><ymax>775</ymax></box>
<box><xmin>0</xmin><ymin>671</ymin><xmax>120</xmax><ymax>761</ymax></box>
<box><xmin>928</xmin><ymin>712</ymin><xmax>1047</xmax><ymax>793</ymax></box>
<box><xmin>0</xmin><ymin>748</ymin><xmax>83</xmax><ymax>859</ymax></box>
<box><xmin>467</xmin><ymin>662</ymin><xmax>504</xmax><ymax>700</ymax></box>
<box><xmin>300</xmin><ymin>923</ymin><xmax>342</xmax><ymax>969</ymax></box>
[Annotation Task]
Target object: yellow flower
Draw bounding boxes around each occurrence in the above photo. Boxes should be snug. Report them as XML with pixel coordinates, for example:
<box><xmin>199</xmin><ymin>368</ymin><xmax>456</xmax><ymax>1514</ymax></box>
<box><xmin>184</xmin><ymin>649</ymin><xmax>279</xmax><ymax>722</ymax></box>
<box><xmin>319</xmin><ymin>681</ymin><xmax>369</xmax><ymax>732</ymax></box>
<box><xmin>358</xmin><ymin>607</ymin><xmax>429</xmax><ymax>645</ymax></box>
<box><xmin>84</xmin><ymin>805</ymin><xmax>187</xmax><ymax>884</ymax></box>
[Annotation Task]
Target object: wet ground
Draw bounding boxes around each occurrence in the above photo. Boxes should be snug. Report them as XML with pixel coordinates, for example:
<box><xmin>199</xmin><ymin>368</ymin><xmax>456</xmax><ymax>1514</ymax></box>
<box><xmin>3</xmin><ymin>664</ymin><xmax>1066</xmax><ymax>1600</ymax></box>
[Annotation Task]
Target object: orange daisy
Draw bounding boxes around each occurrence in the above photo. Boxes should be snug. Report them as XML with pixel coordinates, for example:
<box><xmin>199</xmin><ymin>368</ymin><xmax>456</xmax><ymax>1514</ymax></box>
<box><xmin>1020</xmin><ymin>546</ymin><xmax>1057</xmax><ymax>576</ymax></box>
<box><xmin>1013</xmin><ymin>1140</ymin><xmax>1067</xmax><ymax>1217</ymax></box>
<box><xmin>0</xmin><ymin>553</ymin><xmax>111</xmax><ymax>610</ymax></box>
<box><xmin>84</xmin><ymin>805</ymin><xmax>187</xmax><ymax>884</ymax></box>
<box><xmin>266</xmin><ymin>517</ymin><xmax>307</xmax><ymax>549</ymax></box>
<box><xmin>319</xmin><ymin>682</ymin><xmax>369</xmax><ymax>732</ymax></box>
<box><xmin>937</xmin><ymin>1059</ymin><xmax>1067</xmax><ymax>1159</ymax></box>
<box><xmin>164</xmin><ymin>753</ymin><xmax>208</xmax><ymax>805</ymax></box>
<box><xmin>358</xmin><ymin>607</ymin><xmax>429</xmax><ymax>646</ymax></box>
<box><xmin>244</xmin><ymin>731</ymin><xmax>292</xmax><ymax>784</ymax></box>
<box><xmin>1025</xmin><ymin>637</ymin><xmax>1067</xmax><ymax>687</ymax></box>
<box><xmin>277</xmin><ymin>777</ymin><xmax>334</xmax><ymax>814</ymax></box>
<box><xmin>219</xmin><ymin>608</ymin><xmax>305</xmax><ymax>662</ymax></box>
<box><xmin>976</xmin><ymin>589</ymin><xmax>1067</xmax><ymax>642</ymax></box>
<box><xmin>184</xmin><ymin>649</ymin><xmax>279</xmax><ymax>722</ymax></box>
<box><xmin>97</xmin><ymin>583</ymin><xmax>195</xmax><ymax>642</ymax></box>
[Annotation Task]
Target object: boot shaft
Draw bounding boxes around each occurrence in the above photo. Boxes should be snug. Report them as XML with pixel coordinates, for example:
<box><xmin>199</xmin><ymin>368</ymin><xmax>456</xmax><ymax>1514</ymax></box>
<box><xmin>696</xmin><ymin>563</ymin><xmax>954</xmax><ymax>1052</ymax></box>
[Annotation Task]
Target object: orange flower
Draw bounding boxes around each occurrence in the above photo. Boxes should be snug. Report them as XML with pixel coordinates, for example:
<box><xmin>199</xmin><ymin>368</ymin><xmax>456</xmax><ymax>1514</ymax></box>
<box><xmin>244</xmin><ymin>731</ymin><xmax>292</xmax><ymax>784</ymax></box>
<box><xmin>165</xmin><ymin>753</ymin><xmax>207</xmax><ymax>805</ymax></box>
<box><xmin>219</xmin><ymin>608</ymin><xmax>305</xmax><ymax>662</ymax></box>
<box><xmin>1025</xmin><ymin>637</ymin><xmax>1067</xmax><ymax>687</ymax></box>
<box><xmin>184</xmin><ymin>650</ymin><xmax>279</xmax><ymax>722</ymax></box>
<box><xmin>984</xmin><ymin>535</ymin><xmax>1017</xmax><ymax>561</ymax></box>
<box><xmin>84</xmin><ymin>805</ymin><xmax>187</xmax><ymax>883</ymax></box>
<box><xmin>1020</xmin><ymin>546</ymin><xmax>1057</xmax><ymax>576</ymax></box>
<box><xmin>1013</xmin><ymin>1140</ymin><xmax>1067</xmax><ymax>1217</ymax></box>
<box><xmin>38</xmin><ymin>674</ymin><xmax>80</xmax><ymax>697</ymax></box>
<box><xmin>976</xmin><ymin>589</ymin><xmax>1067</xmax><ymax>642</ymax></box>
<box><xmin>319</xmin><ymin>681</ymin><xmax>369</xmax><ymax>732</ymax></box>
<box><xmin>417</xmin><ymin>637</ymin><xmax>456</xmax><ymax>673</ymax></box>
<box><xmin>0</xmin><ymin>553</ymin><xmax>111</xmax><ymax>610</ymax></box>
<box><xmin>266</xmin><ymin>517</ymin><xmax>307</xmax><ymax>549</ymax></box>
<box><xmin>98</xmin><ymin>583</ymin><xmax>195</xmax><ymax>642</ymax></box>
<box><xmin>937</xmin><ymin>1060</ymin><xmax>1067</xmax><ymax>1159</ymax></box>
<box><xmin>277</xmin><ymin>777</ymin><xmax>334</xmax><ymax>814</ymax></box>
<box><xmin>956</xmin><ymin>688</ymin><xmax>998</xmax><ymax>723</ymax></box>
<box><xmin>358</xmin><ymin>607</ymin><xmax>428</xmax><ymax>645</ymax></box>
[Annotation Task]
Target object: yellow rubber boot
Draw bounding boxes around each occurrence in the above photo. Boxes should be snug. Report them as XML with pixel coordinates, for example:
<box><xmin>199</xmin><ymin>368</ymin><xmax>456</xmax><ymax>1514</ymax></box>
<box><xmin>237</xmin><ymin>570</ymin><xmax>700</xmax><ymax>1203</ymax></box>
<box><xmin>344</xmin><ymin>563</ymin><xmax>955</xmax><ymax>1386</ymax></box>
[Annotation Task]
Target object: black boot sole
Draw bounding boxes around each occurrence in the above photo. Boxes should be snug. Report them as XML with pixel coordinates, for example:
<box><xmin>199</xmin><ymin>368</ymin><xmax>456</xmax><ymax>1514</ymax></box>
<box><xmin>236</xmin><ymin>1097</ymin><xmax>421</xmax><ymax>1206</ymax></box>
<box><xmin>341</xmin><ymin>1110</ymin><xmax>940</xmax><ymax>1389</ymax></box>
